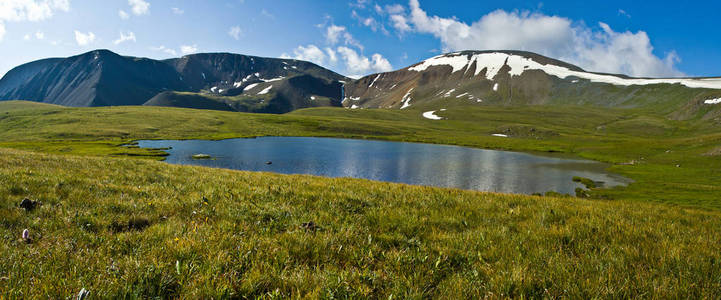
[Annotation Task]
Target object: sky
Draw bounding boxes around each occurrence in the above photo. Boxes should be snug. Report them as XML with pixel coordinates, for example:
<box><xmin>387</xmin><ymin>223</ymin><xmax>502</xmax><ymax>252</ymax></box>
<box><xmin>1</xmin><ymin>0</ymin><xmax>721</xmax><ymax>79</ymax></box>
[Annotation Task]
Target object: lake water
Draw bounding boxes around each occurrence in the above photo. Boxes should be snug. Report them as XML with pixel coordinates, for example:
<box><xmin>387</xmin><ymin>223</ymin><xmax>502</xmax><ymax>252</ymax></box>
<box><xmin>137</xmin><ymin>137</ymin><xmax>629</xmax><ymax>195</ymax></box>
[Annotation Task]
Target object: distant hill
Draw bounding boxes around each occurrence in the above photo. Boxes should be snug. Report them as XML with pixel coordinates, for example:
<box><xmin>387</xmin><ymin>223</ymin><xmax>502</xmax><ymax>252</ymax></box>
<box><xmin>0</xmin><ymin>50</ymin><xmax>348</xmax><ymax>113</ymax></box>
<box><xmin>2</xmin><ymin>49</ymin><xmax>721</xmax><ymax>119</ymax></box>
<box><xmin>344</xmin><ymin>50</ymin><xmax>721</xmax><ymax>120</ymax></box>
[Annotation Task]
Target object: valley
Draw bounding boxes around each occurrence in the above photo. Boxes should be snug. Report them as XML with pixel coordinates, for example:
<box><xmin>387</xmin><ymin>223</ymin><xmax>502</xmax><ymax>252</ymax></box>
<box><xmin>1</xmin><ymin>50</ymin><xmax>721</xmax><ymax>297</ymax></box>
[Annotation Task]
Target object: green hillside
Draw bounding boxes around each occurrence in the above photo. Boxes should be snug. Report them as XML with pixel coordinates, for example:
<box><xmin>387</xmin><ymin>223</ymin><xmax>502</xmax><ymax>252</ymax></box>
<box><xmin>1</xmin><ymin>147</ymin><xmax>719</xmax><ymax>298</ymax></box>
<box><xmin>1</xmin><ymin>101</ymin><xmax>721</xmax><ymax>297</ymax></box>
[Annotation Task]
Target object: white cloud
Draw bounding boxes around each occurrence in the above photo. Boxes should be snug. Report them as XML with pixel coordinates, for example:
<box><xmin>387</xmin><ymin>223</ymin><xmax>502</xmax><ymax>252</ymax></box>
<box><xmin>337</xmin><ymin>46</ymin><xmax>392</xmax><ymax>76</ymax></box>
<box><xmin>326</xmin><ymin>47</ymin><xmax>337</xmax><ymax>64</ymax></box>
<box><xmin>171</xmin><ymin>7</ymin><xmax>184</xmax><ymax>15</ymax></box>
<box><xmin>228</xmin><ymin>26</ymin><xmax>241</xmax><ymax>40</ymax></box>
<box><xmin>128</xmin><ymin>0</ymin><xmax>149</xmax><ymax>16</ymax></box>
<box><xmin>349</xmin><ymin>0</ymin><xmax>368</xmax><ymax>9</ymax></box>
<box><xmin>261</xmin><ymin>9</ymin><xmax>274</xmax><ymax>19</ymax></box>
<box><xmin>34</xmin><ymin>30</ymin><xmax>43</xmax><ymax>39</ymax></box>
<box><xmin>118</xmin><ymin>10</ymin><xmax>129</xmax><ymax>19</ymax></box>
<box><xmin>74</xmin><ymin>30</ymin><xmax>95</xmax><ymax>46</ymax></box>
<box><xmin>325</xmin><ymin>24</ymin><xmax>363</xmax><ymax>50</ymax></box>
<box><xmin>385</xmin><ymin>4</ymin><xmax>405</xmax><ymax>14</ymax></box>
<box><xmin>282</xmin><ymin>44</ymin><xmax>328</xmax><ymax>66</ymax></box>
<box><xmin>374</xmin><ymin>4</ymin><xmax>383</xmax><ymax>15</ymax></box>
<box><xmin>0</xmin><ymin>0</ymin><xmax>70</xmax><ymax>22</ymax></box>
<box><xmin>325</xmin><ymin>25</ymin><xmax>345</xmax><ymax>45</ymax></box>
<box><xmin>113</xmin><ymin>31</ymin><xmax>136</xmax><ymax>45</ymax></box>
<box><xmin>397</xmin><ymin>0</ymin><xmax>682</xmax><ymax>77</ymax></box>
<box><xmin>618</xmin><ymin>9</ymin><xmax>631</xmax><ymax>18</ymax></box>
<box><xmin>352</xmin><ymin>11</ymin><xmax>388</xmax><ymax>34</ymax></box>
<box><xmin>282</xmin><ymin>44</ymin><xmax>392</xmax><ymax>77</ymax></box>
<box><xmin>151</xmin><ymin>45</ymin><xmax>177</xmax><ymax>56</ymax></box>
<box><xmin>0</xmin><ymin>23</ymin><xmax>6</xmax><ymax>41</ymax></box>
<box><xmin>23</xmin><ymin>33</ymin><xmax>30</xmax><ymax>40</ymax></box>
<box><xmin>371</xmin><ymin>53</ymin><xmax>392</xmax><ymax>72</ymax></box>
<box><xmin>0</xmin><ymin>0</ymin><xmax>69</xmax><ymax>42</ymax></box>
<box><xmin>390</xmin><ymin>14</ymin><xmax>410</xmax><ymax>33</ymax></box>
<box><xmin>180</xmin><ymin>44</ymin><xmax>198</xmax><ymax>55</ymax></box>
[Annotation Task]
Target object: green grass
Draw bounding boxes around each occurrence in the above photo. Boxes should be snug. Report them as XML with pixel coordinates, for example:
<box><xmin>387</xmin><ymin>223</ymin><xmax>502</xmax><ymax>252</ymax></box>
<box><xmin>1</xmin><ymin>147</ymin><xmax>720</xmax><ymax>298</ymax></box>
<box><xmin>1</xmin><ymin>100</ymin><xmax>721</xmax><ymax>297</ymax></box>
<box><xmin>1</xmin><ymin>101</ymin><xmax>719</xmax><ymax>208</ymax></box>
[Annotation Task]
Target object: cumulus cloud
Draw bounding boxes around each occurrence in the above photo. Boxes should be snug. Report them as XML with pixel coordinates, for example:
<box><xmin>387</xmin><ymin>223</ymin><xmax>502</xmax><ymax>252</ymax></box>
<box><xmin>0</xmin><ymin>0</ymin><xmax>70</xmax><ymax>22</ymax></box>
<box><xmin>281</xmin><ymin>44</ymin><xmax>393</xmax><ymax>77</ymax></box>
<box><xmin>352</xmin><ymin>11</ymin><xmax>389</xmax><ymax>35</ymax></box>
<box><xmin>0</xmin><ymin>0</ymin><xmax>69</xmax><ymax>42</ymax></box>
<box><xmin>325</xmin><ymin>24</ymin><xmax>363</xmax><ymax>50</ymax></box>
<box><xmin>281</xmin><ymin>44</ymin><xmax>327</xmax><ymax>66</ymax></box>
<box><xmin>385</xmin><ymin>4</ymin><xmax>405</xmax><ymax>14</ymax></box>
<box><xmin>180</xmin><ymin>44</ymin><xmax>198</xmax><ymax>55</ymax></box>
<box><xmin>171</xmin><ymin>7</ymin><xmax>184</xmax><ymax>15</ymax></box>
<box><xmin>228</xmin><ymin>26</ymin><xmax>241</xmax><ymax>40</ymax></box>
<box><xmin>128</xmin><ymin>0</ymin><xmax>149</xmax><ymax>15</ymax></box>
<box><xmin>390</xmin><ymin>14</ymin><xmax>410</xmax><ymax>33</ymax></box>
<box><xmin>337</xmin><ymin>46</ymin><xmax>393</xmax><ymax>76</ymax></box>
<box><xmin>74</xmin><ymin>30</ymin><xmax>95</xmax><ymax>46</ymax></box>
<box><xmin>151</xmin><ymin>45</ymin><xmax>177</xmax><ymax>56</ymax></box>
<box><xmin>113</xmin><ymin>31</ymin><xmax>136</xmax><ymax>45</ymax></box>
<box><xmin>118</xmin><ymin>10</ymin><xmax>129</xmax><ymax>19</ymax></box>
<box><xmin>390</xmin><ymin>0</ymin><xmax>682</xmax><ymax>77</ymax></box>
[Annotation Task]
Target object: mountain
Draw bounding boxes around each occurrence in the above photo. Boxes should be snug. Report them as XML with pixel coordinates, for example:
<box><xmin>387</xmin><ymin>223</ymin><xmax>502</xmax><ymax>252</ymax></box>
<box><xmin>0</xmin><ymin>50</ymin><xmax>187</xmax><ymax>107</ymax></box>
<box><xmin>344</xmin><ymin>50</ymin><xmax>721</xmax><ymax>119</ymax></box>
<box><xmin>0</xmin><ymin>50</ymin><xmax>348</xmax><ymax>112</ymax></box>
<box><xmin>3</xmin><ymin>49</ymin><xmax>721</xmax><ymax>119</ymax></box>
<box><xmin>144</xmin><ymin>74</ymin><xmax>344</xmax><ymax>113</ymax></box>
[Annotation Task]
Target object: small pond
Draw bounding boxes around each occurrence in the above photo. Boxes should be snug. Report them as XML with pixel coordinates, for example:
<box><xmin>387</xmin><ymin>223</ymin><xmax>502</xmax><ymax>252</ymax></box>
<box><xmin>138</xmin><ymin>137</ymin><xmax>629</xmax><ymax>195</ymax></box>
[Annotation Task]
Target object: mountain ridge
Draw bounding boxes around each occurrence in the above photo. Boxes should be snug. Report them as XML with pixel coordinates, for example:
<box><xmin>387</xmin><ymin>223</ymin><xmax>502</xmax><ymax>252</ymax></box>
<box><xmin>0</xmin><ymin>49</ymin><xmax>348</xmax><ymax>112</ymax></box>
<box><xmin>2</xmin><ymin>49</ymin><xmax>721</xmax><ymax>119</ymax></box>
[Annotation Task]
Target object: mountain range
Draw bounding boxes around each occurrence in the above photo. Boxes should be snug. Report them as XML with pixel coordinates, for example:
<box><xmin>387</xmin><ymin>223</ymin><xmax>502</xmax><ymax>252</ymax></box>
<box><xmin>2</xmin><ymin>49</ymin><xmax>721</xmax><ymax>119</ymax></box>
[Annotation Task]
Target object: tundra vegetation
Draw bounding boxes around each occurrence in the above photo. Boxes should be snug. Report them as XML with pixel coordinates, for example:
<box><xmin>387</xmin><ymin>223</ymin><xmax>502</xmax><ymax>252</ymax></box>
<box><xmin>0</xmin><ymin>101</ymin><xmax>720</xmax><ymax>298</ymax></box>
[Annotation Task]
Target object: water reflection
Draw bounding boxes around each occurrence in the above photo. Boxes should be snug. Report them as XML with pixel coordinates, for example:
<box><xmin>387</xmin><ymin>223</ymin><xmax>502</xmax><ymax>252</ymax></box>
<box><xmin>138</xmin><ymin>137</ymin><xmax>629</xmax><ymax>195</ymax></box>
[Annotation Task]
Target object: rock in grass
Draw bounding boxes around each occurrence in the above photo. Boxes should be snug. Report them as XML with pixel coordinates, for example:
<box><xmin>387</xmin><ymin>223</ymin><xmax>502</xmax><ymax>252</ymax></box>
<box><xmin>192</xmin><ymin>154</ymin><xmax>212</xmax><ymax>159</ymax></box>
<box><xmin>19</xmin><ymin>198</ymin><xmax>39</xmax><ymax>211</ymax></box>
<box><xmin>77</xmin><ymin>288</ymin><xmax>90</xmax><ymax>300</ymax></box>
<box><xmin>21</xmin><ymin>229</ymin><xmax>30</xmax><ymax>243</ymax></box>
<box><xmin>301</xmin><ymin>221</ymin><xmax>320</xmax><ymax>232</ymax></box>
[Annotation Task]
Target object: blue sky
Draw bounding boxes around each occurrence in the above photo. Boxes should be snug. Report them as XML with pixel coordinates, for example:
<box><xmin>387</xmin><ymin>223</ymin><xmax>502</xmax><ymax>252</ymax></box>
<box><xmin>1</xmin><ymin>0</ymin><xmax>720</xmax><ymax>79</ymax></box>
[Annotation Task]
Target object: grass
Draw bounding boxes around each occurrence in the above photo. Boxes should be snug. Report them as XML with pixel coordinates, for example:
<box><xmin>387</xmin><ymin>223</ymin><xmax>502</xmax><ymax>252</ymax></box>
<box><xmin>1</xmin><ymin>100</ymin><xmax>720</xmax><ymax>297</ymax></box>
<box><xmin>1</xmin><ymin>147</ymin><xmax>720</xmax><ymax>298</ymax></box>
<box><xmin>1</xmin><ymin>101</ymin><xmax>720</xmax><ymax>208</ymax></box>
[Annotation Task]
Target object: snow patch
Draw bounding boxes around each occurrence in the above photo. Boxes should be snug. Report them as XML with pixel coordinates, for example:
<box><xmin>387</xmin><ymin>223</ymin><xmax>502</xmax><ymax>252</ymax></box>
<box><xmin>456</xmin><ymin>92</ymin><xmax>469</xmax><ymax>98</ymax></box>
<box><xmin>409</xmin><ymin>52</ymin><xmax>721</xmax><ymax>89</ymax></box>
<box><xmin>492</xmin><ymin>134</ymin><xmax>508</xmax><ymax>137</ymax></box>
<box><xmin>310</xmin><ymin>96</ymin><xmax>316</xmax><ymax>100</ymax></box>
<box><xmin>369</xmin><ymin>74</ymin><xmax>382</xmax><ymax>88</ymax></box>
<box><xmin>422</xmin><ymin>110</ymin><xmax>443</xmax><ymax>120</ymax></box>
<box><xmin>704</xmin><ymin>98</ymin><xmax>721</xmax><ymax>104</ymax></box>
<box><xmin>243</xmin><ymin>83</ymin><xmax>259</xmax><ymax>91</ymax></box>
<box><xmin>400</xmin><ymin>88</ymin><xmax>414</xmax><ymax>109</ymax></box>
<box><xmin>350</xmin><ymin>104</ymin><xmax>360</xmax><ymax>109</ymax></box>
<box><xmin>258</xmin><ymin>85</ymin><xmax>273</xmax><ymax>95</ymax></box>
<box><xmin>261</xmin><ymin>76</ymin><xmax>285</xmax><ymax>82</ymax></box>
<box><xmin>201</xmin><ymin>73</ymin><xmax>206</xmax><ymax>80</ymax></box>
<box><xmin>493</xmin><ymin>83</ymin><xmax>499</xmax><ymax>91</ymax></box>
<box><xmin>444</xmin><ymin>89</ymin><xmax>456</xmax><ymax>97</ymax></box>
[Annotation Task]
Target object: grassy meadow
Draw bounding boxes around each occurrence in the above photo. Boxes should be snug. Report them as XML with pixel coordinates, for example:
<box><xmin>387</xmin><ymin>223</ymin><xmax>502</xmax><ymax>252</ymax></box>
<box><xmin>0</xmin><ymin>100</ymin><xmax>721</xmax><ymax>297</ymax></box>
